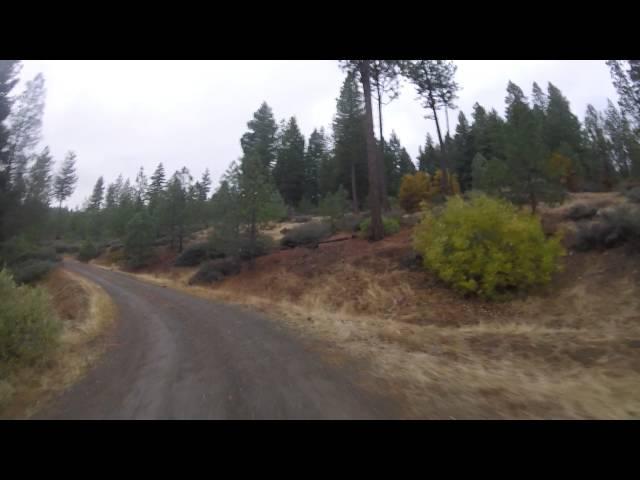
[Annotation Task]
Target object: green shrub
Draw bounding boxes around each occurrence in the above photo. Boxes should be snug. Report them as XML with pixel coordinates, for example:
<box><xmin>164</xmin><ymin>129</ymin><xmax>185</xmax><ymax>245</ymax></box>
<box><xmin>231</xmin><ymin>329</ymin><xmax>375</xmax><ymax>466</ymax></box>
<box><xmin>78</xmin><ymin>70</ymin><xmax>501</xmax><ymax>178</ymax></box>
<box><xmin>124</xmin><ymin>212</ymin><xmax>156</xmax><ymax>269</ymax></box>
<box><xmin>238</xmin><ymin>233</ymin><xmax>274</xmax><ymax>260</ymax></box>
<box><xmin>188</xmin><ymin>258</ymin><xmax>242</xmax><ymax>285</ymax></box>
<box><xmin>566</xmin><ymin>203</ymin><xmax>598</xmax><ymax>221</ymax></box>
<box><xmin>359</xmin><ymin>216</ymin><xmax>401</xmax><ymax>238</ymax></box>
<box><xmin>413</xmin><ymin>195</ymin><xmax>565</xmax><ymax>299</ymax></box>
<box><xmin>77</xmin><ymin>240</ymin><xmax>100</xmax><ymax>263</ymax></box>
<box><xmin>575</xmin><ymin>204</ymin><xmax>640</xmax><ymax>252</ymax></box>
<box><xmin>334</xmin><ymin>213</ymin><xmax>363</xmax><ymax>233</ymax></box>
<box><xmin>0</xmin><ymin>237</ymin><xmax>59</xmax><ymax>267</ymax></box>
<box><xmin>0</xmin><ymin>269</ymin><xmax>61</xmax><ymax>371</ymax></box>
<box><xmin>174</xmin><ymin>242</ymin><xmax>225</xmax><ymax>267</ymax></box>
<box><xmin>11</xmin><ymin>260</ymin><xmax>56</xmax><ymax>285</ymax></box>
<box><xmin>318</xmin><ymin>186</ymin><xmax>349</xmax><ymax>224</ymax></box>
<box><xmin>281</xmin><ymin>222</ymin><xmax>332</xmax><ymax>248</ymax></box>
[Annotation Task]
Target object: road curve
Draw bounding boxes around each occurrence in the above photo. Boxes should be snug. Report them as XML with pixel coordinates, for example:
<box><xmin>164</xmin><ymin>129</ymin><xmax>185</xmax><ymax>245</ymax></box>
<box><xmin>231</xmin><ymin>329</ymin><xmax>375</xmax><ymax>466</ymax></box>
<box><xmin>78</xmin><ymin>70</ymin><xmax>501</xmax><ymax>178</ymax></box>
<box><xmin>35</xmin><ymin>261</ymin><xmax>399</xmax><ymax>419</ymax></box>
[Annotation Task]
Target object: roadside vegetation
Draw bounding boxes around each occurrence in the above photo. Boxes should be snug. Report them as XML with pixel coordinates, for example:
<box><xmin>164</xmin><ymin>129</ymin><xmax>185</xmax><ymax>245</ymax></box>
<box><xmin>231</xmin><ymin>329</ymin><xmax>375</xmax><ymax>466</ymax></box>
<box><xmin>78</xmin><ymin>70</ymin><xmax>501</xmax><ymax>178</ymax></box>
<box><xmin>1</xmin><ymin>59</ymin><xmax>639</xmax><ymax>417</ymax></box>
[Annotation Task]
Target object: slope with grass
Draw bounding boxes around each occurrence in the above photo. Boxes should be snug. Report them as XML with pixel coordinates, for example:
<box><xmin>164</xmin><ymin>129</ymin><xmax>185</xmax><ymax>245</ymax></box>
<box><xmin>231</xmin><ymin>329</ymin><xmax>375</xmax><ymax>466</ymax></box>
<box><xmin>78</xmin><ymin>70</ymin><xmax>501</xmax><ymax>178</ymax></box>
<box><xmin>107</xmin><ymin>193</ymin><xmax>640</xmax><ymax>418</ymax></box>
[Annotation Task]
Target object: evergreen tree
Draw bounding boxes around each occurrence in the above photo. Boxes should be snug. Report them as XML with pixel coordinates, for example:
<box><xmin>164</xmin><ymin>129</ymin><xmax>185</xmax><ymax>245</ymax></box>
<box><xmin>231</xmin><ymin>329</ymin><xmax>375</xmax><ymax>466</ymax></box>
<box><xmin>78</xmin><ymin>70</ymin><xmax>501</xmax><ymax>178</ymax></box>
<box><xmin>0</xmin><ymin>61</ymin><xmax>23</xmax><ymax>241</ymax></box>
<box><xmin>25</xmin><ymin>146</ymin><xmax>54</xmax><ymax>206</ymax></box>
<box><xmin>124</xmin><ymin>211</ymin><xmax>155</xmax><ymax>269</ymax></box>
<box><xmin>332</xmin><ymin>71</ymin><xmax>367</xmax><ymax>212</ymax></box>
<box><xmin>370</xmin><ymin>60</ymin><xmax>402</xmax><ymax>210</ymax></box>
<box><xmin>417</xmin><ymin>133</ymin><xmax>438</xmax><ymax>174</ymax></box>
<box><xmin>607</xmin><ymin>60</ymin><xmax>640</xmax><ymax>128</ymax></box>
<box><xmin>452</xmin><ymin>112</ymin><xmax>475</xmax><ymax>191</ymax></box>
<box><xmin>273</xmin><ymin>116</ymin><xmax>306</xmax><ymax>206</ymax></box>
<box><xmin>53</xmin><ymin>151</ymin><xmax>78</xmax><ymax>210</ymax></box>
<box><xmin>402</xmin><ymin>60</ymin><xmax>460</xmax><ymax>194</ymax></box>
<box><xmin>134</xmin><ymin>167</ymin><xmax>147</xmax><ymax>207</ymax></box>
<box><xmin>603</xmin><ymin>100</ymin><xmax>639</xmax><ymax>179</ymax></box>
<box><xmin>88</xmin><ymin>176</ymin><xmax>105</xmax><ymax>210</ymax></box>
<box><xmin>240</xmin><ymin>102</ymin><xmax>278</xmax><ymax>171</ymax></box>
<box><xmin>147</xmin><ymin>162</ymin><xmax>166</xmax><ymax>211</ymax></box>
<box><xmin>583</xmin><ymin>104</ymin><xmax>613</xmax><ymax>190</ymax></box>
<box><xmin>503</xmin><ymin>81</ymin><xmax>562</xmax><ymax>213</ymax></box>
<box><xmin>303</xmin><ymin>128</ymin><xmax>327</xmax><ymax>204</ymax></box>
<box><xmin>544</xmin><ymin>82</ymin><xmax>583</xmax><ymax>159</ymax></box>
<box><xmin>5</xmin><ymin>73</ymin><xmax>46</xmax><ymax>178</ymax></box>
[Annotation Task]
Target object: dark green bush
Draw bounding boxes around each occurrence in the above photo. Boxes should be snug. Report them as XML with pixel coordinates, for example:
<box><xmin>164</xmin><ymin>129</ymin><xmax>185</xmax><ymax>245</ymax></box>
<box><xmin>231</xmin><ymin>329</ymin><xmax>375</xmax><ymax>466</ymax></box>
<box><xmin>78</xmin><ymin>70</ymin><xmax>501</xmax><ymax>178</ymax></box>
<box><xmin>188</xmin><ymin>258</ymin><xmax>242</xmax><ymax>285</ymax></box>
<box><xmin>334</xmin><ymin>213</ymin><xmax>363</xmax><ymax>233</ymax></box>
<box><xmin>575</xmin><ymin>205</ymin><xmax>640</xmax><ymax>252</ymax></box>
<box><xmin>281</xmin><ymin>222</ymin><xmax>332</xmax><ymax>248</ymax></box>
<box><xmin>0</xmin><ymin>269</ymin><xmax>61</xmax><ymax>371</ymax></box>
<box><xmin>77</xmin><ymin>240</ymin><xmax>100</xmax><ymax>262</ymax></box>
<box><xmin>566</xmin><ymin>203</ymin><xmax>598</xmax><ymax>221</ymax></box>
<box><xmin>238</xmin><ymin>233</ymin><xmax>275</xmax><ymax>260</ymax></box>
<box><xmin>174</xmin><ymin>242</ymin><xmax>225</xmax><ymax>267</ymax></box>
<box><xmin>359</xmin><ymin>216</ymin><xmax>401</xmax><ymax>238</ymax></box>
<box><xmin>10</xmin><ymin>260</ymin><xmax>56</xmax><ymax>285</ymax></box>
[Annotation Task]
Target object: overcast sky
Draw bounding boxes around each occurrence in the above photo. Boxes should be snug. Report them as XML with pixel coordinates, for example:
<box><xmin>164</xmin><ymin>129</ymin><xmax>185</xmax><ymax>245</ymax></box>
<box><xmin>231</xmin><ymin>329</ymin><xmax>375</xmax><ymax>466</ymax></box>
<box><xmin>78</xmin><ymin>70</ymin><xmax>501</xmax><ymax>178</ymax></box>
<box><xmin>17</xmin><ymin>60</ymin><xmax>618</xmax><ymax>208</ymax></box>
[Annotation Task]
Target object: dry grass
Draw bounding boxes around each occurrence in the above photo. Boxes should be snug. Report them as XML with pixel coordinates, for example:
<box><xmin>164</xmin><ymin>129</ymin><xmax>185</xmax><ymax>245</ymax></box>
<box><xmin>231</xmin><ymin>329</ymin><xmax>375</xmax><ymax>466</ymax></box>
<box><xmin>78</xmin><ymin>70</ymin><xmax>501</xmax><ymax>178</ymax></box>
<box><xmin>0</xmin><ymin>267</ymin><xmax>117</xmax><ymax>418</ymax></box>
<box><xmin>110</xmin><ymin>244</ymin><xmax>640</xmax><ymax>419</ymax></box>
<box><xmin>95</xmin><ymin>195</ymin><xmax>640</xmax><ymax>419</ymax></box>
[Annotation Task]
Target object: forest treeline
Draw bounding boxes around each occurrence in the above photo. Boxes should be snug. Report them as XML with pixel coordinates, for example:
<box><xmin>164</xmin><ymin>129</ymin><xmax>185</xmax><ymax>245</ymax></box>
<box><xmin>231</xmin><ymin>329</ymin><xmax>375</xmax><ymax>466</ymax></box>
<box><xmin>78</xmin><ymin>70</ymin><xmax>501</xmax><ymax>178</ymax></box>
<box><xmin>1</xmin><ymin>60</ymin><xmax>639</xmax><ymax>273</ymax></box>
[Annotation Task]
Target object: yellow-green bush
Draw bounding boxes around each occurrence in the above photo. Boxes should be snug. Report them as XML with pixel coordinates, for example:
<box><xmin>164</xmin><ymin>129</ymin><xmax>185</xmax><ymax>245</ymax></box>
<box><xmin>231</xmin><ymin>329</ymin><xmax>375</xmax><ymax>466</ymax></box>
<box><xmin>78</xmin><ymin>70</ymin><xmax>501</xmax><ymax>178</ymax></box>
<box><xmin>413</xmin><ymin>195</ymin><xmax>564</xmax><ymax>299</ymax></box>
<box><xmin>399</xmin><ymin>170</ymin><xmax>461</xmax><ymax>213</ymax></box>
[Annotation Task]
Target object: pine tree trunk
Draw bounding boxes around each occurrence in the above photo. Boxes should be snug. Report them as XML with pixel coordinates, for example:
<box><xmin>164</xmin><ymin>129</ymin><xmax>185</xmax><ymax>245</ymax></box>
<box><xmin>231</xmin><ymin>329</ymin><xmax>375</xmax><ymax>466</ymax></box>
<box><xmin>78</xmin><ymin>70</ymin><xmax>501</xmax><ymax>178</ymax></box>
<box><xmin>376</xmin><ymin>83</ymin><xmax>390</xmax><ymax>211</ymax></box>
<box><xmin>350</xmin><ymin>162</ymin><xmax>359</xmax><ymax>213</ymax></box>
<box><xmin>360</xmin><ymin>61</ymin><xmax>384</xmax><ymax>241</ymax></box>
<box><xmin>249</xmin><ymin>207</ymin><xmax>257</xmax><ymax>269</ymax></box>
<box><xmin>445</xmin><ymin>106</ymin><xmax>450</xmax><ymax>137</ymax></box>
<box><xmin>431</xmin><ymin>103</ymin><xmax>450</xmax><ymax>195</ymax></box>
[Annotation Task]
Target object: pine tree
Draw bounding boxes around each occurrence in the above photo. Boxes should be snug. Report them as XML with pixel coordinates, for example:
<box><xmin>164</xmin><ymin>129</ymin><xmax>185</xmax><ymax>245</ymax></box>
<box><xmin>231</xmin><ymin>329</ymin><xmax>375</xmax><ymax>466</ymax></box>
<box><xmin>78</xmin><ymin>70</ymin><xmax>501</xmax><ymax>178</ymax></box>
<box><xmin>6</xmin><ymin>73</ymin><xmax>46</xmax><ymax>178</ymax></box>
<box><xmin>452</xmin><ymin>112</ymin><xmax>475</xmax><ymax>191</ymax></box>
<box><xmin>0</xmin><ymin>61</ymin><xmax>23</xmax><ymax>241</ymax></box>
<box><xmin>417</xmin><ymin>133</ymin><xmax>438</xmax><ymax>174</ymax></box>
<box><xmin>147</xmin><ymin>162</ymin><xmax>166</xmax><ymax>211</ymax></box>
<box><xmin>88</xmin><ymin>176</ymin><xmax>105</xmax><ymax>210</ymax></box>
<box><xmin>240</xmin><ymin>102</ymin><xmax>278</xmax><ymax>172</ymax></box>
<box><xmin>370</xmin><ymin>60</ymin><xmax>402</xmax><ymax>210</ymax></box>
<box><xmin>583</xmin><ymin>104</ymin><xmax>614</xmax><ymax>190</ymax></box>
<box><xmin>333</xmin><ymin>71</ymin><xmax>367</xmax><ymax>212</ymax></box>
<box><xmin>124</xmin><ymin>211</ymin><xmax>155</xmax><ymax>269</ymax></box>
<box><xmin>603</xmin><ymin>100</ymin><xmax>639</xmax><ymax>179</ymax></box>
<box><xmin>53</xmin><ymin>151</ymin><xmax>78</xmax><ymax>210</ymax></box>
<box><xmin>273</xmin><ymin>116</ymin><xmax>306</xmax><ymax>206</ymax></box>
<box><xmin>134</xmin><ymin>167</ymin><xmax>147</xmax><ymax>207</ymax></box>
<box><xmin>503</xmin><ymin>81</ymin><xmax>562</xmax><ymax>213</ymax></box>
<box><xmin>402</xmin><ymin>60</ymin><xmax>460</xmax><ymax>194</ymax></box>
<box><xmin>199</xmin><ymin>169</ymin><xmax>211</xmax><ymax>200</ymax></box>
<box><xmin>607</xmin><ymin>60</ymin><xmax>640</xmax><ymax>128</ymax></box>
<box><xmin>303</xmin><ymin>128</ymin><xmax>327</xmax><ymax>204</ymax></box>
<box><xmin>25</xmin><ymin>146</ymin><xmax>54</xmax><ymax>205</ymax></box>
<box><xmin>544</xmin><ymin>82</ymin><xmax>583</xmax><ymax>159</ymax></box>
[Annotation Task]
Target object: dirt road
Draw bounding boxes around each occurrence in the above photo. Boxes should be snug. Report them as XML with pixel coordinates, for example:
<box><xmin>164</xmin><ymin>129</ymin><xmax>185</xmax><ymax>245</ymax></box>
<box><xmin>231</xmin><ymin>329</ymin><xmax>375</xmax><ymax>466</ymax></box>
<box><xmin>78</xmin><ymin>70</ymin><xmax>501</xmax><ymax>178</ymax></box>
<box><xmin>35</xmin><ymin>261</ymin><xmax>399</xmax><ymax>419</ymax></box>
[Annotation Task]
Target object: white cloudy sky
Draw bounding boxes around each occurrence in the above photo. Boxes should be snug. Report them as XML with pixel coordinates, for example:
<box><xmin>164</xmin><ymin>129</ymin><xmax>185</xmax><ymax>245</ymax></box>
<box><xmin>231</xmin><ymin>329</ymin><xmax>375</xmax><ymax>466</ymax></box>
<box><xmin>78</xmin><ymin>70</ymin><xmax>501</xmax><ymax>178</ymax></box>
<box><xmin>17</xmin><ymin>60</ymin><xmax>618</xmax><ymax>208</ymax></box>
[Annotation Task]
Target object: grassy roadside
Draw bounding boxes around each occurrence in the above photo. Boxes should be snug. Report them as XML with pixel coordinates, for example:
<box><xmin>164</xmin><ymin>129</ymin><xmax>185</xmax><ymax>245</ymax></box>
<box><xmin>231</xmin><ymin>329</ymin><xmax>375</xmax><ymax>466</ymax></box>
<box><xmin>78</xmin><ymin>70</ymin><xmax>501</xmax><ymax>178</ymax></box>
<box><xmin>0</xmin><ymin>267</ymin><xmax>117</xmax><ymax>419</ymax></box>
<box><xmin>92</xmin><ymin>239</ymin><xmax>640</xmax><ymax>419</ymax></box>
